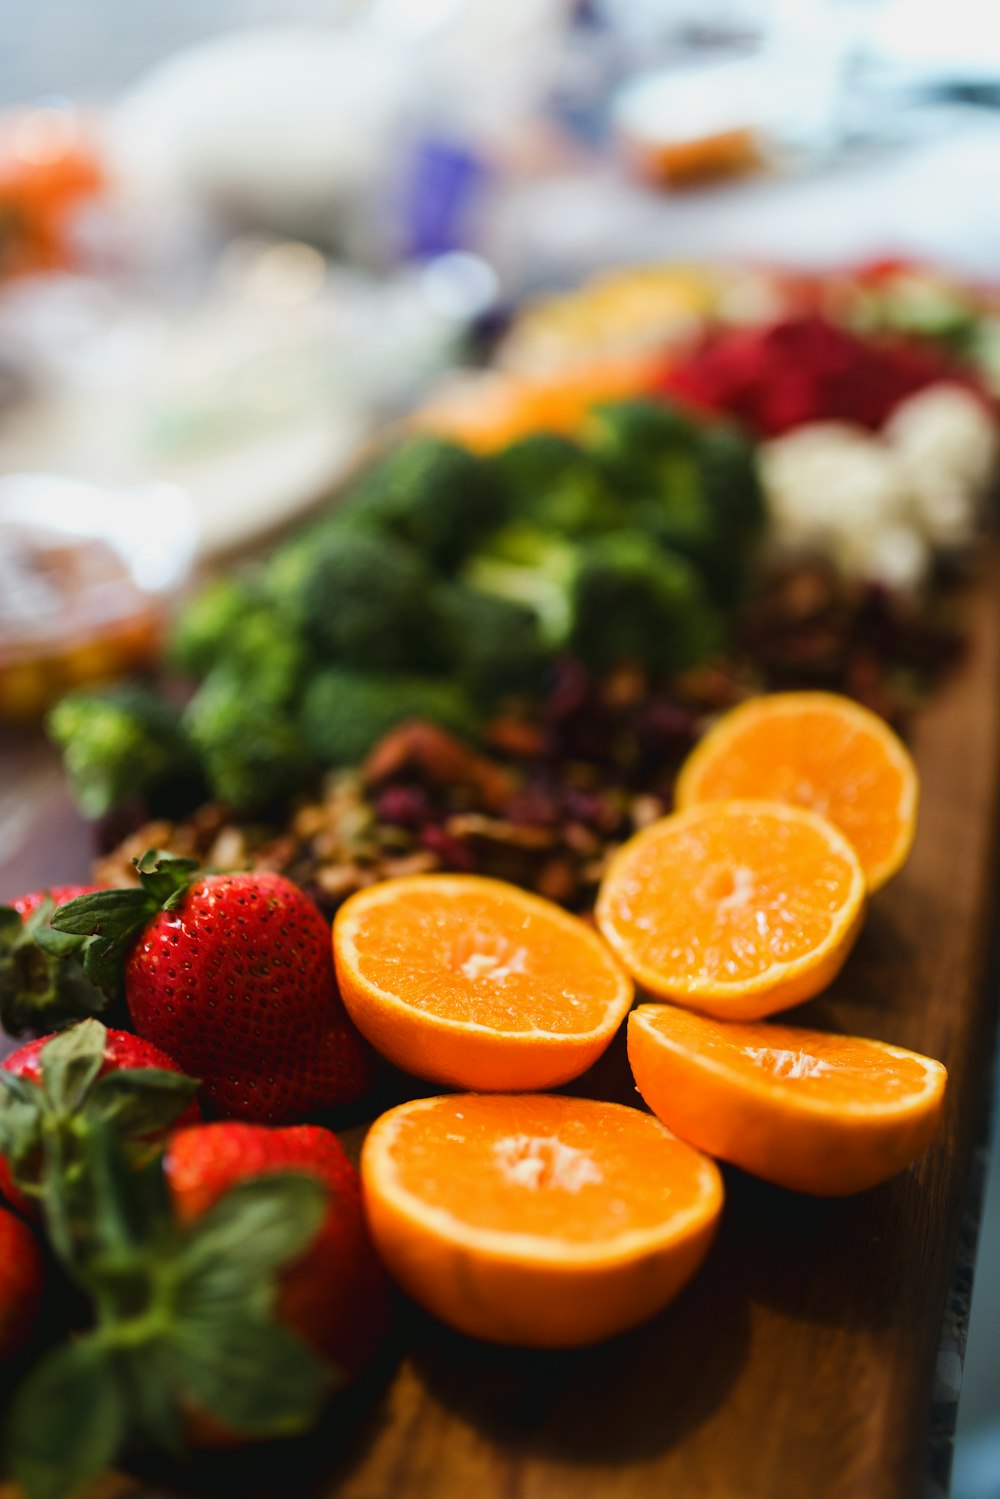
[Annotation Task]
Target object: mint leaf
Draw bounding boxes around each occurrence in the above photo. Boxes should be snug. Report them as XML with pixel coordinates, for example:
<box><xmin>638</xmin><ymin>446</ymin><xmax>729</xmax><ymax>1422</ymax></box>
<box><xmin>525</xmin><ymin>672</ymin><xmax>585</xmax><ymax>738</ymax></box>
<box><xmin>169</xmin><ymin>1316</ymin><xmax>331</xmax><ymax>1437</ymax></box>
<box><xmin>180</xmin><ymin>1173</ymin><xmax>328</xmax><ymax>1286</ymax></box>
<box><xmin>5</xmin><ymin>1338</ymin><xmax>126</xmax><ymax>1499</ymax></box>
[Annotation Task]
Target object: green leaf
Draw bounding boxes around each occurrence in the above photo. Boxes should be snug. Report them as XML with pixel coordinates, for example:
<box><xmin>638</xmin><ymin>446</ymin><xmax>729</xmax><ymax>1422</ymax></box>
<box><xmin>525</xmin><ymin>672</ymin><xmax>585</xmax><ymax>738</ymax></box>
<box><xmin>38</xmin><ymin>1021</ymin><xmax>108</xmax><ymax>1114</ymax></box>
<box><xmin>5</xmin><ymin>1337</ymin><xmax>127</xmax><ymax>1499</ymax></box>
<box><xmin>90</xmin><ymin>1068</ymin><xmax>200</xmax><ymax>1137</ymax></box>
<box><xmin>0</xmin><ymin>903</ymin><xmax>108</xmax><ymax>1038</ymax></box>
<box><xmin>121</xmin><ymin>1352</ymin><xmax>186</xmax><ymax>1457</ymax></box>
<box><xmin>168</xmin><ymin>1315</ymin><xmax>332</xmax><ymax>1438</ymax></box>
<box><xmin>0</xmin><ymin>905</ymin><xmax>22</xmax><ymax>945</ymax></box>
<box><xmin>181</xmin><ymin>1173</ymin><xmax>329</xmax><ymax>1288</ymax></box>
<box><xmin>0</xmin><ymin>1072</ymin><xmax>44</xmax><ymax>1163</ymax></box>
<box><xmin>49</xmin><ymin>888</ymin><xmax>156</xmax><ymax>940</ymax></box>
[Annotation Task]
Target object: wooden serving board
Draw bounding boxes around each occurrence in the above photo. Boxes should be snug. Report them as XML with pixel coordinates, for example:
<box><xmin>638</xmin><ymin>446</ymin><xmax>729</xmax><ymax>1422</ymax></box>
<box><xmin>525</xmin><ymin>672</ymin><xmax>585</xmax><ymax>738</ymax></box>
<box><xmin>3</xmin><ymin>552</ymin><xmax>1000</xmax><ymax>1499</ymax></box>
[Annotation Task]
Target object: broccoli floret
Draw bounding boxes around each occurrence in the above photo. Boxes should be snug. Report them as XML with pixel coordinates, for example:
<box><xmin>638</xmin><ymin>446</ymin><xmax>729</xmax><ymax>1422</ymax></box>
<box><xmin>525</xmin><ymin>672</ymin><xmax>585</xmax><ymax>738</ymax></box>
<box><xmin>585</xmin><ymin>399</ymin><xmax>698</xmax><ymax>483</ymax></box>
<box><xmin>300</xmin><ymin>669</ymin><xmax>480</xmax><ymax>767</ymax></box>
<box><xmin>494</xmin><ymin>433</ymin><xmax>624</xmax><ymax>537</ymax></box>
<box><xmin>267</xmin><ymin>527</ymin><xmax>438</xmax><ymax>671</ymax></box>
<box><xmin>696</xmin><ymin>422</ymin><xmax>765</xmax><ymax>539</ymax></box>
<box><xmin>461</xmin><ymin>524</ymin><xmax>579</xmax><ymax>648</ymax></box>
<box><xmin>341</xmin><ymin>435</ymin><xmax>509</xmax><ymax>569</ymax></box>
<box><xmin>183</xmin><ymin>669</ymin><xmax>313</xmax><ymax>811</ymax></box>
<box><xmin>48</xmin><ymin>685</ymin><xmax>201</xmax><ymax>819</ymax></box>
<box><xmin>465</xmin><ymin>526</ymin><xmax>722</xmax><ymax>676</ymax></box>
<box><xmin>433</xmin><ymin>583</ymin><xmax>549</xmax><ymax>706</ymax></box>
<box><xmin>167</xmin><ymin>576</ymin><xmax>262</xmax><ymax>678</ymax></box>
<box><xmin>569</xmin><ymin>534</ymin><xmax>723</xmax><ymax>674</ymax></box>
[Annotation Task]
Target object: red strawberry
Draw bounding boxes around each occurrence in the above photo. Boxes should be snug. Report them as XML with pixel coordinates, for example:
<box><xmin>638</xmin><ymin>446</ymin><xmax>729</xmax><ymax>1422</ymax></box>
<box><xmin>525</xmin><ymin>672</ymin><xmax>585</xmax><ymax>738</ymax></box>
<box><xmin>0</xmin><ymin>1206</ymin><xmax>43</xmax><ymax>1359</ymax></box>
<box><xmin>0</xmin><ymin>1020</ymin><xmax>201</xmax><ymax>1214</ymax></box>
<box><xmin>166</xmin><ymin>1122</ymin><xmax>390</xmax><ymax>1384</ymax></box>
<box><xmin>0</xmin><ymin>883</ymin><xmax>107</xmax><ymax>1039</ymax></box>
<box><xmin>50</xmin><ymin>854</ymin><xmax>374</xmax><ymax>1123</ymax></box>
<box><xmin>9</xmin><ymin>885</ymin><xmax>101</xmax><ymax>922</ymax></box>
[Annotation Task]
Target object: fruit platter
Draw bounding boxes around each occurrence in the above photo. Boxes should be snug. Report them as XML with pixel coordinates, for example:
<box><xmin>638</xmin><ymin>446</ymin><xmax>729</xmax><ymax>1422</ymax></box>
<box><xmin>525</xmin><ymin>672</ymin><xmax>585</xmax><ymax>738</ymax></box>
<box><xmin>1</xmin><ymin>259</ymin><xmax>1000</xmax><ymax>1499</ymax></box>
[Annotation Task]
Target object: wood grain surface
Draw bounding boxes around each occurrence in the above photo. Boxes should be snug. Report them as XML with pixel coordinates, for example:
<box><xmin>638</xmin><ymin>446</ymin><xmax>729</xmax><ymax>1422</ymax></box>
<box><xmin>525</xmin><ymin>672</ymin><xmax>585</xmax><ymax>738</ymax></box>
<box><xmin>2</xmin><ymin>553</ymin><xmax>1000</xmax><ymax>1499</ymax></box>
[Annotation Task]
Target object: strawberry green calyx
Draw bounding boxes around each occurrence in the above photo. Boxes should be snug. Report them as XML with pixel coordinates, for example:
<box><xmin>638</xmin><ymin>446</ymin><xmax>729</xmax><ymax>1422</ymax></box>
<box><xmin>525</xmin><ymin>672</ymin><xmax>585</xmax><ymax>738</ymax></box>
<box><xmin>0</xmin><ymin>899</ymin><xmax>109</xmax><ymax>1037</ymax></box>
<box><xmin>49</xmin><ymin>852</ymin><xmax>203</xmax><ymax>998</ymax></box>
<box><xmin>0</xmin><ymin>1021</ymin><xmax>199</xmax><ymax>1242</ymax></box>
<box><xmin>5</xmin><ymin>1123</ymin><xmax>336</xmax><ymax>1499</ymax></box>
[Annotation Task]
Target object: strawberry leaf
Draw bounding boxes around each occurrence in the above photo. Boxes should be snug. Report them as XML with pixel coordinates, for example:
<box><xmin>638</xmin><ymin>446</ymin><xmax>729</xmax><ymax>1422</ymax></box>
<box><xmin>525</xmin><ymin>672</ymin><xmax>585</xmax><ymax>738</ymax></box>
<box><xmin>89</xmin><ymin>1068</ymin><xmax>200</xmax><ymax>1138</ymax></box>
<box><xmin>50</xmin><ymin>888</ymin><xmax>159</xmax><ymax>940</ymax></box>
<box><xmin>38</xmin><ymin>1020</ymin><xmax>107</xmax><ymax>1114</ymax></box>
<box><xmin>4</xmin><ymin>1337</ymin><xmax>126</xmax><ymax>1499</ymax></box>
<box><xmin>0</xmin><ymin>900</ymin><xmax>108</xmax><ymax>1038</ymax></box>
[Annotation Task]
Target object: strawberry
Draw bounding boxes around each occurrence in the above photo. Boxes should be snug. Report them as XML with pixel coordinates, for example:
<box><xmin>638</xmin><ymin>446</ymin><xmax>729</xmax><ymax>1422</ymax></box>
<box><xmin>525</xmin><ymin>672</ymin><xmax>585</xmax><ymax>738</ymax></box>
<box><xmin>0</xmin><ymin>883</ymin><xmax>107</xmax><ymax>1038</ymax></box>
<box><xmin>166</xmin><ymin>1122</ymin><xmax>390</xmax><ymax>1384</ymax></box>
<box><xmin>50</xmin><ymin>852</ymin><xmax>373</xmax><ymax>1123</ymax></box>
<box><xmin>0</xmin><ymin>1020</ymin><xmax>200</xmax><ymax>1221</ymax></box>
<box><xmin>5</xmin><ymin>1117</ymin><xmax>343</xmax><ymax>1498</ymax></box>
<box><xmin>0</xmin><ymin>1205</ymin><xmax>43</xmax><ymax>1360</ymax></box>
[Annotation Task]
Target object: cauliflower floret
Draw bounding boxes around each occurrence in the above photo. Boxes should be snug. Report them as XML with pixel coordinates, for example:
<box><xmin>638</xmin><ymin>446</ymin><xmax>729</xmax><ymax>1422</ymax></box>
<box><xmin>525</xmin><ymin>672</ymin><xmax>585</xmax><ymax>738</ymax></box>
<box><xmin>885</xmin><ymin>383</ymin><xmax>999</xmax><ymax>548</ymax></box>
<box><xmin>759</xmin><ymin>423</ymin><xmax>930</xmax><ymax>591</ymax></box>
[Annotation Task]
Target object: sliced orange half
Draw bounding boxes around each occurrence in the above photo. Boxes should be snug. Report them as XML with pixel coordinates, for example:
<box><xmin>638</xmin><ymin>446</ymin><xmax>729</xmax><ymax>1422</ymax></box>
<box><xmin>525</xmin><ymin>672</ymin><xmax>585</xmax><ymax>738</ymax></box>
<box><xmin>675</xmin><ymin>691</ymin><xmax>919</xmax><ymax>891</ymax></box>
<box><xmin>595</xmin><ymin>801</ymin><xmax>866</xmax><ymax>1020</ymax></box>
<box><xmin>361</xmin><ymin>1093</ymin><xmax>723</xmax><ymax>1346</ymax></box>
<box><xmin>333</xmin><ymin>874</ymin><xmax>633</xmax><ymax>1091</ymax></box>
<box><xmin>628</xmin><ymin>1004</ymin><xmax>947</xmax><ymax>1195</ymax></box>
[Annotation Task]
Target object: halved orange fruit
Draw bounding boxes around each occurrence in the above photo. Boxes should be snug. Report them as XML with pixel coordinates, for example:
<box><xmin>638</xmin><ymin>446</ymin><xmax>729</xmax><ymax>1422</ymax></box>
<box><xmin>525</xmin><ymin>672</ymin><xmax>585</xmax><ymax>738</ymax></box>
<box><xmin>628</xmin><ymin>1004</ymin><xmax>947</xmax><ymax>1195</ymax></box>
<box><xmin>595</xmin><ymin>801</ymin><xmax>866</xmax><ymax>1020</ymax></box>
<box><xmin>675</xmin><ymin>691</ymin><xmax>919</xmax><ymax>891</ymax></box>
<box><xmin>361</xmin><ymin>1093</ymin><xmax>723</xmax><ymax>1345</ymax></box>
<box><xmin>333</xmin><ymin>874</ymin><xmax>633</xmax><ymax>1090</ymax></box>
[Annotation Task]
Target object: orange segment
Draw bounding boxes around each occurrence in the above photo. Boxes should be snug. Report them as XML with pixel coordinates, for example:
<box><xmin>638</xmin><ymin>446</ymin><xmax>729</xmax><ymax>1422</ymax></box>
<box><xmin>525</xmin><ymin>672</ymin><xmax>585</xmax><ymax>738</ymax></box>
<box><xmin>628</xmin><ymin>1004</ymin><xmax>947</xmax><ymax>1195</ymax></box>
<box><xmin>595</xmin><ymin>801</ymin><xmax>866</xmax><ymax>1020</ymax></box>
<box><xmin>675</xmin><ymin>691</ymin><xmax>919</xmax><ymax>891</ymax></box>
<box><xmin>333</xmin><ymin>874</ymin><xmax>633</xmax><ymax>1090</ymax></box>
<box><xmin>361</xmin><ymin>1093</ymin><xmax>723</xmax><ymax>1345</ymax></box>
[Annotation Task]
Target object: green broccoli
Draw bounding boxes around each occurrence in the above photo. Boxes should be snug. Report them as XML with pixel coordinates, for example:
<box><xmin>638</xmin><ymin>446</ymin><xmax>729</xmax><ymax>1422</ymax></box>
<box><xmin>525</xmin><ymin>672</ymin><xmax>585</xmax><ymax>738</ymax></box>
<box><xmin>461</xmin><ymin>524</ymin><xmax>579</xmax><ymax>648</ymax></box>
<box><xmin>300</xmin><ymin>668</ymin><xmax>480</xmax><ymax>767</ymax></box>
<box><xmin>340</xmin><ymin>435</ymin><xmax>509</xmax><ymax>569</ymax></box>
<box><xmin>267</xmin><ymin>527</ymin><xmax>438</xmax><ymax>671</ymax></box>
<box><xmin>167</xmin><ymin>575</ymin><xmax>262</xmax><ymax>678</ymax></box>
<box><xmin>464</xmin><ymin>526</ymin><xmax>722</xmax><ymax>676</ymax></box>
<box><xmin>584</xmin><ymin>399</ymin><xmax>699</xmax><ymax>485</ymax></box>
<box><xmin>494</xmin><ymin>433</ymin><xmax>624</xmax><ymax>537</ymax></box>
<box><xmin>183</xmin><ymin>669</ymin><xmax>313</xmax><ymax>811</ymax></box>
<box><xmin>432</xmin><ymin>582</ymin><xmax>549</xmax><ymax>706</ymax></box>
<box><xmin>696</xmin><ymin>422</ymin><xmax>765</xmax><ymax>539</ymax></box>
<box><xmin>47</xmin><ymin>685</ymin><xmax>202</xmax><ymax>819</ymax></box>
<box><xmin>569</xmin><ymin>534</ymin><xmax>723</xmax><ymax>674</ymax></box>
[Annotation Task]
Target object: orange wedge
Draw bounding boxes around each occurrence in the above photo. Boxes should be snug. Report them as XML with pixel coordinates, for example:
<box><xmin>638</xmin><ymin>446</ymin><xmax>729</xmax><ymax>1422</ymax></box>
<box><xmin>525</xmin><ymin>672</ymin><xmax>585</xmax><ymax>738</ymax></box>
<box><xmin>361</xmin><ymin>1093</ymin><xmax>723</xmax><ymax>1345</ymax></box>
<box><xmin>628</xmin><ymin>1004</ymin><xmax>947</xmax><ymax>1195</ymax></box>
<box><xmin>675</xmin><ymin>691</ymin><xmax>919</xmax><ymax>891</ymax></box>
<box><xmin>333</xmin><ymin>874</ymin><xmax>633</xmax><ymax>1090</ymax></box>
<box><xmin>595</xmin><ymin>801</ymin><xmax>866</xmax><ymax>1020</ymax></box>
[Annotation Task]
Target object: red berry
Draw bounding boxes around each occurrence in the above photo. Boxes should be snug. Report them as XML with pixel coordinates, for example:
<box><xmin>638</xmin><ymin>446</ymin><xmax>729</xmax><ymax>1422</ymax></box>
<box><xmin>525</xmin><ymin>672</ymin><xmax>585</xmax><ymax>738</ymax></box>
<box><xmin>166</xmin><ymin>1122</ymin><xmax>389</xmax><ymax>1378</ymax></box>
<box><xmin>125</xmin><ymin>872</ymin><xmax>373</xmax><ymax>1123</ymax></box>
<box><xmin>0</xmin><ymin>1028</ymin><xmax>201</xmax><ymax>1212</ymax></box>
<box><xmin>9</xmin><ymin>884</ymin><xmax>101</xmax><ymax>922</ymax></box>
<box><xmin>0</xmin><ymin>1207</ymin><xmax>43</xmax><ymax>1359</ymax></box>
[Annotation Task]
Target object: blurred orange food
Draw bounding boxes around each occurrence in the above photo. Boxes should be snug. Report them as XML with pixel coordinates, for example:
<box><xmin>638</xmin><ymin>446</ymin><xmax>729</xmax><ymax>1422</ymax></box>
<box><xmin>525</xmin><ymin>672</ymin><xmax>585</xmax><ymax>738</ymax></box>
<box><xmin>0</xmin><ymin>107</ymin><xmax>105</xmax><ymax>279</ymax></box>
<box><xmin>413</xmin><ymin>354</ymin><xmax>663</xmax><ymax>452</ymax></box>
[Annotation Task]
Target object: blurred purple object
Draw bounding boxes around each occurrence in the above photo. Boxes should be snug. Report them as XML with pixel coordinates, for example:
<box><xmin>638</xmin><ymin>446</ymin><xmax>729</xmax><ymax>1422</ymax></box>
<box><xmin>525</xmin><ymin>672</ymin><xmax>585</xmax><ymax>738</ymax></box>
<box><xmin>401</xmin><ymin>138</ymin><xmax>489</xmax><ymax>260</ymax></box>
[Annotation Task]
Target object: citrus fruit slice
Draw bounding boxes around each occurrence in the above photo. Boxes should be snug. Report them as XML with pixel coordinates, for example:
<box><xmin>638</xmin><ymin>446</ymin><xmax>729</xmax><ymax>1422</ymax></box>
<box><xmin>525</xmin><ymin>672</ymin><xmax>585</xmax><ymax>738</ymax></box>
<box><xmin>333</xmin><ymin>874</ymin><xmax>633</xmax><ymax>1090</ymax></box>
<box><xmin>628</xmin><ymin>1004</ymin><xmax>947</xmax><ymax>1195</ymax></box>
<box><xmin>361</xmin><ymin>1093</ymin><xmax>723</xmax><ymax>1345</ymax></box>
<box><xmin>595</xmin><ymin>801</ymin><xmax>866</xmax><ymax>1020</ymax></box>
<box><xmin>675</xmin><ymin>691</ymin><xmax>918</xmax><ymax>891</ymax></box>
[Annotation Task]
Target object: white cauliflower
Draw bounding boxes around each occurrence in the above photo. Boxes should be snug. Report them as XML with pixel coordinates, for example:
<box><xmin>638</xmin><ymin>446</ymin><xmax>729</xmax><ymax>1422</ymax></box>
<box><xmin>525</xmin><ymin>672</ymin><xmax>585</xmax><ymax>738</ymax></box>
<box><xmin>759</xmin><ymin>423</ymin><xmax>931</xmax><ymax>592</ymax></box>
<box><xmin>884</xmin><ymin>384</ymin><xmax>998</xmax><ymax>548</ymax></box>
